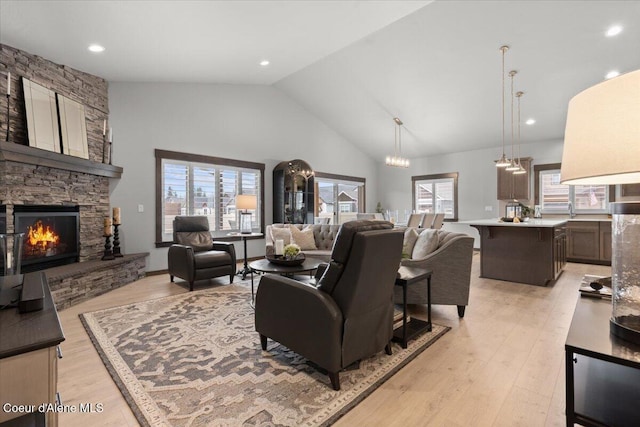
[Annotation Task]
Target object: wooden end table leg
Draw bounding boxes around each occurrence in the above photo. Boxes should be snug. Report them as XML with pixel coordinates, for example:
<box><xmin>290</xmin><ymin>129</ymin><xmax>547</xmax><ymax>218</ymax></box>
<box><xmin>402</xmin><ymin>281</ymin><xmax>408</xmax><ymax>349</ymax></box>
<box><xmin>427</xmin><ymin>274</ymin><xmax>432</xmax><ymax>332</ymax></box>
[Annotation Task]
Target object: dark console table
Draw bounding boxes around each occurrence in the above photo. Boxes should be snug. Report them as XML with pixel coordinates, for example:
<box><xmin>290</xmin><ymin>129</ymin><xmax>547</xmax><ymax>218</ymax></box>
<box><xmin>565</xmin><ymin>296</ymin><xmax>640</xmax><ymax>426</ymax></box>
<box><xmin>0</xmin><ymin>272</ymin><xmax>65</xmax><ymax>427</ymax></box>
<box><xmin>393</xmin><ymin>266</ymin><xmax>432</xmax><ymax>349</ymax></box>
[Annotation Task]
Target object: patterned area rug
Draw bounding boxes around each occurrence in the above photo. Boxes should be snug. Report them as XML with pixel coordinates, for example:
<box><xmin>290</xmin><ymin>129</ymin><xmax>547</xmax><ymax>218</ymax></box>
<box><xmin>80</xmin><ymin>283</ymin><xmax>449</xmax><ymax>427</ymax></box>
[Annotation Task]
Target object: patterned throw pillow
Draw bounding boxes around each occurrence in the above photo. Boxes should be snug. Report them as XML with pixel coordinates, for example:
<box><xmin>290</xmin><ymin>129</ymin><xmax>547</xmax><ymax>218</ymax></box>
<box><xmin>412</xmin><ymin>229</ymin><xmax>439</xmax><ymax>259</ymax></box>
<box><xmin>270</xmin><ymin>226</ymin><xmax>292</xmax><ymax>246</ymax></box>
<box><xmin>290</xmin><ymin>225</ymin><xmax>317</xmax><ymax>250</ymax></box>
<box><xmin>402</xmin><ymin>228</ymin><xmax>420</xmax><ymax>259</ymax></box>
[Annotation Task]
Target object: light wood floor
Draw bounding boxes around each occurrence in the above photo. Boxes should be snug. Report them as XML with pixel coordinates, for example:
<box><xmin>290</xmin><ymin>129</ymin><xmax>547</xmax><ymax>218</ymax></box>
<box><xmin>56</xmin><ymin>258</ymin><xmax>610</xmax><ymax>426</ymax></box>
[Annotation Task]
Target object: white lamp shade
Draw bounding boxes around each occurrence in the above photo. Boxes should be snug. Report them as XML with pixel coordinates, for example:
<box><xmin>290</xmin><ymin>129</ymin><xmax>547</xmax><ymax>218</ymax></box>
<box><xmin>561</xmin><ymin>69</ymin><xmax>640</xmax><ymax>185</ymax></box>
<box><xmin>236</xmin><ymin>194</ymin><xmax>257</xmax><ymax>210</ymax></box>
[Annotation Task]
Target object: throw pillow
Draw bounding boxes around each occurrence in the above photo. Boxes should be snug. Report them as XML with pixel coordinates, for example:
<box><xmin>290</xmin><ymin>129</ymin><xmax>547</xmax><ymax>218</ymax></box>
<box><xmin>270</xmin><ymin>226</ymin><xmax>292</xmax><ymax>246</ymax></box>
<box><xmin>290</xmin><ymin>225</ymin><xmax>317</xmax><ymax>251</ymax></box>
<box><xmin>412</xmin><ymin>229</ymin><xmax>439</xmax><ymax>259</ymax></box>
<box><xmin>402</xmin><ymin>227</ymin><xmax>420</xmax><ymax>259</ymax></box>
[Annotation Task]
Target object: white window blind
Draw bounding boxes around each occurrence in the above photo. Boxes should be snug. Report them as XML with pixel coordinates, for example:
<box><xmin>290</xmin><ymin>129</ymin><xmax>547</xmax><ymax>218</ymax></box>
<box><xmin>159</xmin><ymin>155</ymin><xmax>262</xmax><ymax>242</ymax></box>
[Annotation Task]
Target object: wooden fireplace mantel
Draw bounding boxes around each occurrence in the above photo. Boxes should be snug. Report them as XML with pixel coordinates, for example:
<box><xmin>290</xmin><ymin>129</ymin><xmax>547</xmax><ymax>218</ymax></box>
<box><xmin>0</xmin><ymin>141</ymin><xmax>123</xmax><ymax>178</ymax></box>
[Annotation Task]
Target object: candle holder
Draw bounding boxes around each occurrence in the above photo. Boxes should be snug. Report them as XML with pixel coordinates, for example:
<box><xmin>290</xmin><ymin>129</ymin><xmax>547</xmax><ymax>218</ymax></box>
<box><xmin>112</xmin><ymin>223</ymin><xmax>123</xmax><ymax>257</ymax></box>
<box><xmin>102</xmin><ymin>134</ymin><xmax>107</xmax><ymax>163</ymax></box>
<box><xmin>102</xmin><ymin>234</ymin><xmax>115</xmax><ymax>261</ymax></box>
<box><xmin>5</xmin><ymin>93</ymin><xmax>9</xmax><ymax>142</ymax></box>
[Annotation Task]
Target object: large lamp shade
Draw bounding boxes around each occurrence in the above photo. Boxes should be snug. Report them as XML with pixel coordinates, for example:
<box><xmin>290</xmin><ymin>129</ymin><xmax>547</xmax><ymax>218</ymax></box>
<box><xmin>560</xmin><ymin>69</ymin><xmax>640</xmax><ymax>185</ymax></box>
<box><xmin>236</xmin><ymin>195</ymin><xmax>257</xmax><ymax>211</ymax></box>
<box><xmin>561</xmin><ymin>69</ymin><xmax>640</xmax><ymax>345</ymax></box>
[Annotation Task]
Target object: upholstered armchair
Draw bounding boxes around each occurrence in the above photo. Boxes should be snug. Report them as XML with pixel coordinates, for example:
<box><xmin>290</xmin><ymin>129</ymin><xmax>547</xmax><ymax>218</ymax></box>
<box><xmin>168</xmin><ymin>216</ymin><xmax>237</xmax><ymax>291</ymax></box>
<box><xmin>255</xmin><ymin>220</ymin><xmax>403</xmax><ymax>390</ymax></box>
<box><xmin>395</xmin><ymin>229</ymin><xmax>474</xmax><ymax>317</ymax></box>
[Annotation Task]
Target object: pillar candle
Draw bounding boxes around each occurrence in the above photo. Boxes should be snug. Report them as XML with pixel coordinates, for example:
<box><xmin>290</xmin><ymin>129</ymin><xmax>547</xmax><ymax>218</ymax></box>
<box><xmin>104</xmin><ymin>217</ymin><xmax>113</xmax><ymax>236</ymax></box>
<box><xmin>7</xmin><ymin>252</ymin><xmax>12</xmax><ymax>267</ymax></box>
<box><xmin>275</xmin><ymin>239</ymin><xmax>284</xmax><ymax>256</ymax></box>
<box><xmin>113</xmin><ymin>207</ymin><xmax>121</xmax><ymax>225</ymax></box>
<box><xmin>108</xmin><ymin>127</ymin><xmax>113</xmax><ymax>142</ymax></box>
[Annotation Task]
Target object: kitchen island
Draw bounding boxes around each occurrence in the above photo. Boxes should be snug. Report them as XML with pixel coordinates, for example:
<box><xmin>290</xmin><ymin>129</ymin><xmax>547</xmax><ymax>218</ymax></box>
<box><xmin>463</xmin><ymin>219</ymin><xmax>568</xmax><ymax>286</ymax></box>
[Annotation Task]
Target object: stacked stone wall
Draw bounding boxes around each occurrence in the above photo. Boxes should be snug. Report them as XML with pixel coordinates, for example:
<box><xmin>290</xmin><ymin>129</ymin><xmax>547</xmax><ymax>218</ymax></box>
<box><xmin>0</xmin><ymin>43</ymin><xmax>146</xmax><ymax>309</ymax></box>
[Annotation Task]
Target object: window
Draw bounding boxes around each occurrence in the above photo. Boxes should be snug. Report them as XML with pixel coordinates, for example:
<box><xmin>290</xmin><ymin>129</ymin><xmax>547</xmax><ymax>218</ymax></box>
<box><xmin>155</xmin><ymin>149</ymin><xmax>264</xmax><ymax>245</ymax></box>
<box><xmin>412</xmin><ymin>172</ymin><xmax>458</xmax><ymax>220</ymax></box>
<box><xmin>535</xmin><ymin>164</ymin><xmax>611</xmax><ymax>214</ymax></box>
<box><xmin>315</xmin><ymin>173</ymin><xmax>365</xmax><ymax>225</ymax></box>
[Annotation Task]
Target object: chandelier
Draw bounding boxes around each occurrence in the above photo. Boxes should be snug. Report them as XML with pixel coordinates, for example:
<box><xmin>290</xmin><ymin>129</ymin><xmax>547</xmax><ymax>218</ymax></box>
<box><xmin>386</xmin><ymin>117</ymin><xmax>410</xmax><ymax>168</ymax></box>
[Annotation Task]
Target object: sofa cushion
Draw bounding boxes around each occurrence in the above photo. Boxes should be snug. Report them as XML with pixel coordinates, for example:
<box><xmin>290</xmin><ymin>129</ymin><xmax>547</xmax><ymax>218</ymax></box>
<box><xmin>302</xmin><ymin>249</ymin><xmax>332</xmax><ymax>262</ymax></box>
<box><xmin>290</xmin><ymin>225</ymin><xmax>317</xmax><ymax>250</ymax></box>
<box><xmin>412</xmin><ymin>229</ymin><xmax>439</xmax><ymax>259</ymax></box>
<box><xmin>402</xmin><ymin>228</ymin><xmax>420</xmax><ymax>258</ymax></box>
<box><xmin>176</xmin><ymin>231</ymin><xmax>213</xmax><ymax>252</ymax></box>
<box><xmin>271</xmin><ymin>226</ymin><xmax>292</xmax><ymax>245</ymax></box>
<box><xmin>313</xmin><ymin>225</ymin><xmax>339</xmax><ymax>251</ymax></box>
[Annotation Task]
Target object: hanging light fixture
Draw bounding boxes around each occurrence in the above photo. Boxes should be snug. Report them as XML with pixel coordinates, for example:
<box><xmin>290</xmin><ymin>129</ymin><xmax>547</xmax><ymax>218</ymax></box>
<box><xmin>495</xmin><ymin>45</ymin><xmax>511</xmax><ymax>168</ymax></box>
<box><xmin>385</xmin><ymin>117</ymin><xmax>410</xmax><ymax>168</ymax></box>
<box><xmin>513</xmin><ymin>91</ymin><xmax>527</xmax><ymax>175</ymax></box>
<box><xmin>505</xmin><ymin>70</ymin><xmax>520</xmax><ymax>171</ymax></box>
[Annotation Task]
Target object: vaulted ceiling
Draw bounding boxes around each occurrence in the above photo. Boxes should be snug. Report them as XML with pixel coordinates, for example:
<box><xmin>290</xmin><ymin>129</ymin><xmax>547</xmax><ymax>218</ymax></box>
<box><xmin>2</xmin><ymin>0</ymin><xmax>639</xmax><ymax>162</ymax></box>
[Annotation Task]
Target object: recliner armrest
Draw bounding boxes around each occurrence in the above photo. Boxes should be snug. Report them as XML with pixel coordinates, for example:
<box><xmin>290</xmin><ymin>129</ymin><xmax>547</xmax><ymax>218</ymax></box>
<box><xmin>212</xmin><ymin>241</ymin><xmax>237</xmax><ymax>261</ymax></box>
<box><xmin>168</xmin><ymin>244</ymin><xmax>195</xmax><ymax>281</ymax></box>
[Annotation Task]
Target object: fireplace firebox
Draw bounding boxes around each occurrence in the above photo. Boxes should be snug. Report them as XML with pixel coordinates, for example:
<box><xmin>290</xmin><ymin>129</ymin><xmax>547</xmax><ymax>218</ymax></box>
<box><xmin>13</xmin><ymin>205</ymin><xmax>80</xmax><ymax>272</ymax></box>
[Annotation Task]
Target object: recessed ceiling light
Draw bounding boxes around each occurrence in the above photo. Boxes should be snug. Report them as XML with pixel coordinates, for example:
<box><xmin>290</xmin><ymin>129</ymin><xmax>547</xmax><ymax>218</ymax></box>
<box><xmin>605</xmin><ymin>70</ymin><xmax>620</xmax><ymax>79</ymax></box>
<box><xmin>525</xmin><ymin>119</ymin><xmax>536</xmax><ymax>125</ymax></box>
<box><xmin>259</xmin><ymin>60</ymin><xmax>270</xmax><ymax>66</ymax></box>
<box><xmin>606</xmin><ymin>25</ymin><xmax>623</xmax><ymax>37</ymax></box>
<box><xmin>88</xmin><ymin>44</ymin><xmax>105</xmax><ymax>53</ymax></box>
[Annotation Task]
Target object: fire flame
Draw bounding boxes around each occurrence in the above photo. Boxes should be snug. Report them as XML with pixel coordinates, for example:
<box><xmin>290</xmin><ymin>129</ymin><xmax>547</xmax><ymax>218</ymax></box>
<box><xmin>27</xmin><ymin>220</ymin><xmax>60</xmax><ymax>249</ymax></box>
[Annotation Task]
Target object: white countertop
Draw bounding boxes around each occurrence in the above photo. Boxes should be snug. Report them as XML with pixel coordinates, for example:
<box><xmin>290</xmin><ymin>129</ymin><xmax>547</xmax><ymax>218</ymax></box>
<box><xmin>460</xmin><ymin>218</ymin><xmax>568</xmax><ymax>228</ymax></box>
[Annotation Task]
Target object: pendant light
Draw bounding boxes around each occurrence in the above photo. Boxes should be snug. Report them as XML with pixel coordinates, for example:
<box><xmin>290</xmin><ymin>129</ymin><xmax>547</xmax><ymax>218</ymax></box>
<box><xmin>385</xmin><ymin>117</ymin><xmax>410</xmax><ymax>168</ymax></box>
<box><xmin>495</xmin><ymin>45</ymin><xmax>511</xmax><ymax>168</ymax></box>
<box><xmin>513</xmin><ymin>91</ymin><xmax>527</xmax><ymax>175</ymax></box>
<box><xmin>505</xmin><ymin>70</ymin><xmax>520</xmax><ymax>171</ymax></box>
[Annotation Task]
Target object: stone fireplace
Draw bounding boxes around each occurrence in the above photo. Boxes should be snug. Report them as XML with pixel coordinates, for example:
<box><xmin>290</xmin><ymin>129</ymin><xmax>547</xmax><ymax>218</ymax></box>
<box><xmin>1</xmin><ymin>43</ymin><xmax>147</xmax><ymax>309</ymax></box>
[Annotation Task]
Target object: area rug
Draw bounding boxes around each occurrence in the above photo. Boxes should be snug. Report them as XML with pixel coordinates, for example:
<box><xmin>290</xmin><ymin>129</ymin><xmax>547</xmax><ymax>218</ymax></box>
<box><xmin>80</xmin><ymin>283</ymin><xmax>449</xmax><ymax>427</ymax></box>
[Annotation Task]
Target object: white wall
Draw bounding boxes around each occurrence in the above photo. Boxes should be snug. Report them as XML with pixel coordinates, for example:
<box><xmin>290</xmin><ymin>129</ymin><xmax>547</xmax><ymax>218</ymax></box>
<box><xmin>108</xmin><ymin>82</ymin><xmax>378</xmax><ymax>271</ymax></box>
<box><xmin>377</xmin><ymin>139</ymin><xmax>565</xmax><ymax>245</ymax></box>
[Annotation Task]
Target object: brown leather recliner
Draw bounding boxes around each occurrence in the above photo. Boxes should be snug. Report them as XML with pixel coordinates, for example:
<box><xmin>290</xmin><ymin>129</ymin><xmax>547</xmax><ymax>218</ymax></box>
<box><xmin>168</xmin><ymin>216</ymin><xmax>236</xmax><ymax>291</ymax></box>
<box><xmin>255</xmin><ymin>220</ymin><xmax>403</xmax><ymax>390</ymax></box>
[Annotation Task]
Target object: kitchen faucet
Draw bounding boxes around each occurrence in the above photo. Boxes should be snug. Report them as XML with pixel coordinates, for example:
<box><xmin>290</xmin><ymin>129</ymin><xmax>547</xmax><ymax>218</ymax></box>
<box><xmin>568</xmin><ymin>201</ymin><xmax>576</xmax><ymax>218</ymax></box>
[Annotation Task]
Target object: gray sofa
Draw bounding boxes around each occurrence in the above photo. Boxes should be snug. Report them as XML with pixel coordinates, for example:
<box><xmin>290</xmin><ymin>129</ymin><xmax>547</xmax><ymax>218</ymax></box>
<box><xmin>394</xmin><ymin>229</ymin><xmax>474</xmax><ymax>317</ymax></box>
<box><xmin>265</xmin><ymin>223</ymin><xmax>341</xmax><ymax>262</ymax></box>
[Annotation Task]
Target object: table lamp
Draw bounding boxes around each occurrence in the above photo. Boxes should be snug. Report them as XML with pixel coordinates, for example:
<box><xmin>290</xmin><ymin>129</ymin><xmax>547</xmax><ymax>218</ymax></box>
<box><xmin>561</xmin><ymin>69</ymin><xmax>640</xmax><ymax>344</ymax></box>
<box><xmin>236</xmin><ymin>194</ymin><xmax>257</xmax><ymax>234</ymax></box>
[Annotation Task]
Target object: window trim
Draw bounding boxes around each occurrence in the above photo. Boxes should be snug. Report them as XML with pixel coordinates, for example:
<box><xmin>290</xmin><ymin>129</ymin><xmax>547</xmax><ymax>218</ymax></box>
<box><xmin>314</xmin><ymin>171</ymin><xmax>366</xmax><ymax>213</ymax></box>
<box><xmin>155</xmin><ymin>149</ymin><xmax>265</xmax><ymax>247</ymax></box>
<box><xmin>411</xmin><ymin>172</ymin><xmax>459</xmax><ymax>221</ymax></box>
<box><xmin>533</xmin><ymin>163</ymin><xmax>614</xmax><ymax>214</ymax></box>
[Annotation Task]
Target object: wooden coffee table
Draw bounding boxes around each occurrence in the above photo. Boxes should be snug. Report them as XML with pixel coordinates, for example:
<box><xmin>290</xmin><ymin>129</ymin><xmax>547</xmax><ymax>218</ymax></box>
<box><xmin>249</xmin><ymin>257</ymin><xmax>324</xmax><ymax>307</ymax></box>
